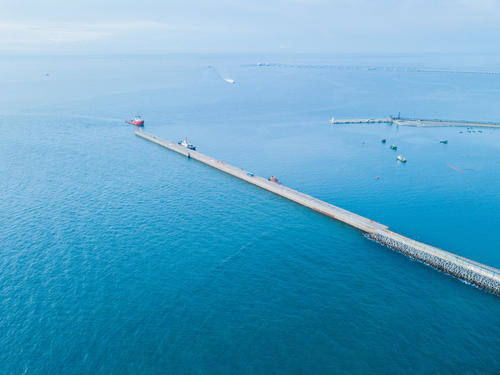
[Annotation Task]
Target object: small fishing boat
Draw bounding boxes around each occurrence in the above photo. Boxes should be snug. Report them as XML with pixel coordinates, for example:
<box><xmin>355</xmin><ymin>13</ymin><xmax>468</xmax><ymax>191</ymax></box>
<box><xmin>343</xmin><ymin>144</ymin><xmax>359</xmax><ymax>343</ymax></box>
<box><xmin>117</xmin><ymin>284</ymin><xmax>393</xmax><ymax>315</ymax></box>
<box><xmin>178</xmin><ymin>137</ymin><xmax>196</xmax><ymax>150</ymax></box>
<box><xmin>390</xmin><ymin>144</ymin><xmax>397</xmax><ymax>150</ymax></box>
<box><xmin>381</xmin><ymin>138</ymin><xmax>386</xmax><ymax>143</ymax></box>
<box><xmin>440</xmin><ymin>139</ymin><xmax>448</xmax><ymax>144</ymax></box>
<box><xmin>397</xmin><ymin>155</ymin><xmax>407</xmax><ymax>163</ymax></box>
<box><xmin>125</xmin><ymin>116</ymin><xmax>144</xmax><ymax>126</ymax></box>
<box><xmin>224</xmin><ymin>78</ymin><xmax>235</xmax><ymax>84</ymax></box>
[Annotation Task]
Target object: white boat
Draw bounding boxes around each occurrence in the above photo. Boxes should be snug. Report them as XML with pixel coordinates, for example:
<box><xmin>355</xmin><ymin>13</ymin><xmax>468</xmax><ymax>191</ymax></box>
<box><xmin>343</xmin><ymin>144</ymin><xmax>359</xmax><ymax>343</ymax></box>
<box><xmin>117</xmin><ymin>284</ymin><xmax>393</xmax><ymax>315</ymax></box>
<box><xmin>397</xmin><ymin>155</ymin><xmax>407</xmax><ymax>163</ymax></box>
<box><xmin>224</xmin><ymin>78</ymin><xmax>235</xmax><ymax>84</ymax></box>
<box><xmin>178</xmin><ymin>137</ymin><xmax>196</xmax><ymax>150</ymax></box>
<box><xmin>329</xmin><ymin>117</ymin><xmax>335</xmax><ymax>124</ymax></box>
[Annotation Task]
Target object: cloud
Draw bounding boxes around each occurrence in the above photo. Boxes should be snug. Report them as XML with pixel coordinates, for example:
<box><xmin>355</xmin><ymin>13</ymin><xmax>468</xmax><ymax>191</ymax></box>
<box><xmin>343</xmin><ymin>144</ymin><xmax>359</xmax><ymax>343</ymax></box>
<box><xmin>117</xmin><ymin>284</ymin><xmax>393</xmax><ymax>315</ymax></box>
<box><xmin>0</xmin><ymin>21</ymin><xmax>169</xmax><ymax>48</ymax></box>
<box><xmin>0</xmin><ymin>1</ymin><xmax>499</xmax><ymax>53</ymax></box>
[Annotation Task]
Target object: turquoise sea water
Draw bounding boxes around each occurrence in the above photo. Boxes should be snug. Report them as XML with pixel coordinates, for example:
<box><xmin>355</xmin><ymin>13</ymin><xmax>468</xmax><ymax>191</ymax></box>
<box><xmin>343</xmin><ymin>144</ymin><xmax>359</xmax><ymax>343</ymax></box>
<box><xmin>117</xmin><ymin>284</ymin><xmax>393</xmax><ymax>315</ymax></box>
<box><xmin>1</xmin><ymin>54</ymin><xmax>499</xmax><ymax>374</ymax></box>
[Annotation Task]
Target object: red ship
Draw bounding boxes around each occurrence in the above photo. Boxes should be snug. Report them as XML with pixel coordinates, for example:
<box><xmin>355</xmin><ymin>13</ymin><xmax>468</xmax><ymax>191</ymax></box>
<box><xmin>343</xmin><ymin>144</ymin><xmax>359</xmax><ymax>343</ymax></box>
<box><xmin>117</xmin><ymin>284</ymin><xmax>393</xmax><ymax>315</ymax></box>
<box><xmin>125</xmin><ymin>116</ymin><xmax>144</xmax><ymax>126</ymax></box>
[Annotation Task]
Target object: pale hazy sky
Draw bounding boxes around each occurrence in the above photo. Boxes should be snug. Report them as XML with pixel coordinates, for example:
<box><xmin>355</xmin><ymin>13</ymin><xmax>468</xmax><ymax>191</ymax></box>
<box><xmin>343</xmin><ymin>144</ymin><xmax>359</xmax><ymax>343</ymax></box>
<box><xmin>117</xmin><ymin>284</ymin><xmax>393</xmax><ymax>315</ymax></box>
<box><xmin>1</xmin><ymin>0</ymin><xmax>499</xmax><ymax>53</ymax></box>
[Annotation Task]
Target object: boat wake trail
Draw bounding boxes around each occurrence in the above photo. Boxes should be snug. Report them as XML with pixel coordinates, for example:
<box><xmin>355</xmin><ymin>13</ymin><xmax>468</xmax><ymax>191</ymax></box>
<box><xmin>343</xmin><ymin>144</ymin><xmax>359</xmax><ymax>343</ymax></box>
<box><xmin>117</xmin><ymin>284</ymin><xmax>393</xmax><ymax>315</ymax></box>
<box><xmin>219</xmin><ymin>229</ymin><xmax>276</xmax><ymax>266</ymax></box>
<box><xmin>447</xmin><ymin>164</ymin><xmax>463</xmax><ymax>173</ymax></box>
<box><xmin>207</xmin><ymin>65</ymin><xmax>235</xmax><ymax>84</ymax></box>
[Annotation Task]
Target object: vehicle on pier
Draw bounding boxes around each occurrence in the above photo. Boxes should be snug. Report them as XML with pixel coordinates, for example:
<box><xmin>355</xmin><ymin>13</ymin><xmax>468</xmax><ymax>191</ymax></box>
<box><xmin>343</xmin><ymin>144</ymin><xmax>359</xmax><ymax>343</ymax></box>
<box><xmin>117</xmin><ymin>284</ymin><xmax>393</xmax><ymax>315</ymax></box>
<box><xmin>125</xmin><ymin>116</ymin><xmax>144</xmax><ymax>126</ymax></box>
<box><xmin>178</xmin><ymin>137</ymin><xmax>196</xmax><ymax>150</ymax></box>
<box><xmin>268</xmin><ymin>176</ymin><xmax>280</xmax><ymax>184</ymax></box>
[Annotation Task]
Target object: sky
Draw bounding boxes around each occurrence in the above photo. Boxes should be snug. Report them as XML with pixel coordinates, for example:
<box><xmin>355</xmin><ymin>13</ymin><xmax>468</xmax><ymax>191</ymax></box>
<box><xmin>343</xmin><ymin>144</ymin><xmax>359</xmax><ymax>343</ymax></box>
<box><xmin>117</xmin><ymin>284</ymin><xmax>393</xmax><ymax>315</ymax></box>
<box><xmin>1</xmin><ymin>0</ymin><xmax>500</xmax><ymax>54</ymax></box>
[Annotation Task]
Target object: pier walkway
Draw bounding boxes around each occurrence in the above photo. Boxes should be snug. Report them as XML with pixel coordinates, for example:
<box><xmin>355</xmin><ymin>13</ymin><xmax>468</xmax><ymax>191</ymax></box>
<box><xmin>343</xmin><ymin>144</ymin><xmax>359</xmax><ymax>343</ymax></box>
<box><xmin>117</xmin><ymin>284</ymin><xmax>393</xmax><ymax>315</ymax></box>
<box><xmin>392</xmin><ymin>118</ymin><xmax>500</xmax><ymax>128</ymax></box>
<box><xmin>330</xmin><ymin>116</ymin><xmax>500</xmax><ymax>128</ymax></box>
<box><xmin>136</xmin><ymin>131</ymin><xmax>500</xmax><ymax>295</ymax></box>
<box><xmin>330</xmin><ymin>118</ymin><xmax>388</xmax><ymax>125</ymax></box>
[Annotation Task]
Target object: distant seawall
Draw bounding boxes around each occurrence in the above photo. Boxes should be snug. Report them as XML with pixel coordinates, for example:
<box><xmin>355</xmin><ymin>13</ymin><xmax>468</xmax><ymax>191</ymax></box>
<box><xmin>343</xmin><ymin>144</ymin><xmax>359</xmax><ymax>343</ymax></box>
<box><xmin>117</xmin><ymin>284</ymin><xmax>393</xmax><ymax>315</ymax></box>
<box><xmin>136</xmin><ymin>131</ymin><xmax>500</xmax><ymax>295</ymax></box>
<box><xmin>393</xmin><ymin>117</ymin><xmax>500</xmax><ymax>128</ymax></box>
<box><xmin>331</xmin><ymin>116</ymin><xmax>500</xmax><ymax>128</ymax></box>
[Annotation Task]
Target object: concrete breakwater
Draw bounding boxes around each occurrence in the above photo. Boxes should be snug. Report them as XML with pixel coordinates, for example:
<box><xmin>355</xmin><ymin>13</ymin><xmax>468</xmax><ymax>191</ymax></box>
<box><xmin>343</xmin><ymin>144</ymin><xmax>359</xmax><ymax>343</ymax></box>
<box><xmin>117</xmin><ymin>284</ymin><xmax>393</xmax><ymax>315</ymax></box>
<box><xmin>368</xmin><ymin>232</ymin><xmax>500</xmax><ymax>294</ymax></box>
<box><xmin>393</xmin><ymin>117</ymin><xmax>500</xmax><ymax>128</ymax></box>
<box><xmin>136</xmin><ymin>131</ymin><xmax>500</xmax><ymax>295</ymax></box>
<box><xmin>331</xmin><ymin>116</ymin><xmax>500</xmax><ymax>128</ymax></box>
<box><xmin>330</xmin><ymin>118</ymin><xmax>388</xmax><ymax>125</ymax></box>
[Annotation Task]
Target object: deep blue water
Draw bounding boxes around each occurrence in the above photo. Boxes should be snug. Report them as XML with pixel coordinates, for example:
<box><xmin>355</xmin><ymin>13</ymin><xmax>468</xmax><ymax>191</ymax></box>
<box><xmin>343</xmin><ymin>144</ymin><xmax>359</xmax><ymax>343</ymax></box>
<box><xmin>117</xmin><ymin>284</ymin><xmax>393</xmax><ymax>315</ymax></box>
<box><xmin>1</xmin><ymin>54</ymin><xmax>499</xmax><ymax>374</ymax></box>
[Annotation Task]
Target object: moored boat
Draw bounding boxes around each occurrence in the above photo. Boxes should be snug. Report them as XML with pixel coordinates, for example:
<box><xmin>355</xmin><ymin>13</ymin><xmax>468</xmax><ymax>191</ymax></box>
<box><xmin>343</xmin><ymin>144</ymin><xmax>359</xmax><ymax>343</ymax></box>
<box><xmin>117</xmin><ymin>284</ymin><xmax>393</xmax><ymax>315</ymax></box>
<box><xmin>178</xmin><ymin>137</ymin><xmax>196</xmax><ymax>150</ymax></box>
<box><xmin>397</xmin><ymin>155</ymin><xmax>407</xmax><ymax>163</ymax></box>
<box><xmin>390</xmin><ymin>144</ymin><xmax>397</xmax><ymax>150</ymax></box>
<box><xmin>125</xmin><ymin>116</ymin><xmax>144</xmax><ymax>126</ymax></box>
<box><xmin>440</xmin><ymin>139</ymin><xmax>448</xmax><ymax>144</ymax></box>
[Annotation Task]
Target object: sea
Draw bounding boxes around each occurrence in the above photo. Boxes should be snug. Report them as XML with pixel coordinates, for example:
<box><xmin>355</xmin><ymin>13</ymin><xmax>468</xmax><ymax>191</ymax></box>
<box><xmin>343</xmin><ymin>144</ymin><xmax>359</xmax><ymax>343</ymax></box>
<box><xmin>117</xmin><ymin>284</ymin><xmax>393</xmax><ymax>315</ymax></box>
<box><xmin>0</xmin><ymin>53</ymin><xmax>499</xmax><ymax>374</ymax></box>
